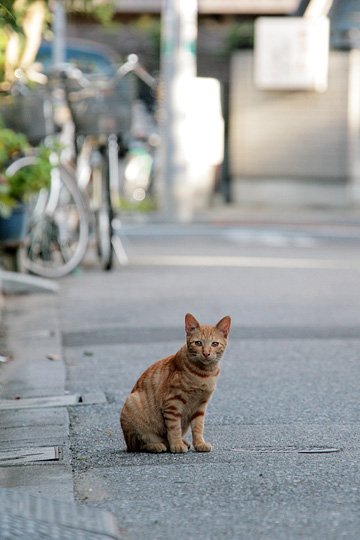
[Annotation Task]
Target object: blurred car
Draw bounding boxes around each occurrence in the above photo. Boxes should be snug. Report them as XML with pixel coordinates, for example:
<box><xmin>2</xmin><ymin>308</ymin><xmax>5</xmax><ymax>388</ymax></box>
<box><xmin>36</xmin><ymin>38</ymin><xmax>120</xmax><ymax>77</ymax></box>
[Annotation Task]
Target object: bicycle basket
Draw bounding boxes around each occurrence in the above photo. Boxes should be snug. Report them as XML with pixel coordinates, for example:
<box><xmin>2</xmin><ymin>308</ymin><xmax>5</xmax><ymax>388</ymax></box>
<box><xmin>65</xmin><ymin>75</ymin><xmax>133</xmax><ymax>137</ymax></box>
<box><xmin>0</xmin><ymin>87</ymin><xmax>54</xmax><ymax>145</ymax></box>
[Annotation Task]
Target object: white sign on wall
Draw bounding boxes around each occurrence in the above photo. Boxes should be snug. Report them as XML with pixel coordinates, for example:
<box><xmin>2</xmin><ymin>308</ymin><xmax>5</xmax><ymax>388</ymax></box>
<box><xmin>254</xmin><ymin>16</ymin><xmax>330</xmax><ymax>92</ymax></box>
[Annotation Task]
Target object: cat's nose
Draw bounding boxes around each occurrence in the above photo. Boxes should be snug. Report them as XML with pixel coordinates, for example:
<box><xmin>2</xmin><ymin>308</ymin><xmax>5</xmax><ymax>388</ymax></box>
<box><xmin>203</xmin><ymin>350</ymin><xmax>210</xmax><ymax>357</ymax></box>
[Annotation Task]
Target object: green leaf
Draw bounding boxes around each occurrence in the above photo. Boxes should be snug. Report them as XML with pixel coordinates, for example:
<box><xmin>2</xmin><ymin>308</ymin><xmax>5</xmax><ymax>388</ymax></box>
<box><xmin>0</xmin><ymin>1</ymin><xmax>22</xmax><ymax>32</ymax></box>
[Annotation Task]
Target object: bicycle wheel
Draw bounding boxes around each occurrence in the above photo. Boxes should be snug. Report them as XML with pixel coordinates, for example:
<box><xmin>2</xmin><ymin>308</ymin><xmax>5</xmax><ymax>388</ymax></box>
<box><xmin>21</xmin><ymin>163</ymin><xmax>90</xmax><ymax>278</ymax></box>
<box><xmin>93</xmin><ymin>148</ymin><xmax>113</xmax><ymax>271</ymax></box>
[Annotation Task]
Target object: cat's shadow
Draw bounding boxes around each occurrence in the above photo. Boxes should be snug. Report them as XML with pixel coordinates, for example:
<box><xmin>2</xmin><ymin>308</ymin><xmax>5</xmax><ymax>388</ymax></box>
<box><xmin>76</xmin><ymin>446</ymin><xmax>217</xmax><ymax>468</ymax></box>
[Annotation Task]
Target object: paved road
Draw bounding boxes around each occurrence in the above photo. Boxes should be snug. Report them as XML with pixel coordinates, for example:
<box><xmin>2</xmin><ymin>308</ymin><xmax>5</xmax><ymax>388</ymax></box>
<box><xmin>59</xmin><ymin>222</ymin><xmax>360</xmax><ymax>539</ymax></box>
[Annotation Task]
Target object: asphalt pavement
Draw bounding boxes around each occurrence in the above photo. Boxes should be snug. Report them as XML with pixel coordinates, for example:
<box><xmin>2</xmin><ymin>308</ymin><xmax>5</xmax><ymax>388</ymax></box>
<box><xmin>1</xmin><ymin>205</ymin><xmax>360</xmax><ymax>539</ymax></box>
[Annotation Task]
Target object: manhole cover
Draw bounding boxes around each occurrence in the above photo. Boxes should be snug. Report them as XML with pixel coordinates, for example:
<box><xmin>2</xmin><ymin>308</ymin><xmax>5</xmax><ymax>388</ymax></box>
<box><xmin>231</xmin><ymin>446</ymin><xmax>341</xmax><ymax>454</ymax></box>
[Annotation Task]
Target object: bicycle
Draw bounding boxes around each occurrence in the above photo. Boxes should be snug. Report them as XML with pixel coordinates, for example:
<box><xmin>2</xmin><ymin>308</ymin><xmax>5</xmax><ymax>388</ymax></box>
<box><xmin>62</xmin><ymin>54</ymin><xmax>157</xmax><ymax>270</ymax></box>
<box><xmin>0</xmin><ymin>73</ymin><xmax>90</xmax><ymax>278</ymax></box>
<box><xmin>4</xmin><ymin>152</ymin><xmax>90</xmax><ymax>278</ymax></box>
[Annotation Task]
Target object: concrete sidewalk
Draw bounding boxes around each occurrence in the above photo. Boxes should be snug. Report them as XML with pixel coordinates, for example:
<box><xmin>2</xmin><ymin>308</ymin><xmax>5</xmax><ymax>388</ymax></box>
<box><xmin>0</xmin><ymin>277</ymin><xmax>121</xmax><ymax>539</ymax></box>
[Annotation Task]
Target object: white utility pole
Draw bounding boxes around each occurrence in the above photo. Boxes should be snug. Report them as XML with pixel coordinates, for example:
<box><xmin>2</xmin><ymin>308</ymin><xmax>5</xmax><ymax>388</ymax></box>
<box><xmin>303</xmin><ymin>0</ymin><xmax>334</xmax><ymax>17</ymax></box>
<box><xmin>160</xmin><ymin>0</ymin><xmax>198</xmax><ymax>221</ymax></box>
<box><xmin>52</xmin><ymin>0</ymin><xmax>66</xmax><ymax>67</ymax></box>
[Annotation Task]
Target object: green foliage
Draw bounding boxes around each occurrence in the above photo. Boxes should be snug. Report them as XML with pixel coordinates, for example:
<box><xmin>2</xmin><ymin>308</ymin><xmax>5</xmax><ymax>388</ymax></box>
<box><xmin>114</xmin><ymin>196</ymin><xmax>157</xmax><ymax>214</ymax></box>
<box><xmin>224</xmin><ymin>21</ymin><xmax>255</xmax><ymax>52</ymax></box>
<box><xmin>0</xmin><ymin>1</ymin><xmax>117</xmax><ymax>81</ymax></box>
<box><xmin>0</xmin><ymin>1</ymin><xmax>22</xmax><ymax>32</ymax></box>
<box><xmin>0</xmin><ymin>0</ymin><xmax>116</xmax><ymax>27</ymax></box>
<box><xmin>0</xmin><ymin>1</ymin><xmax>49</xmax><ymax>31</ymax></box>
<box><xmin>0</xmin><ymin>128</ymin><xmax>29</xmax><ymax>165</ymax></box>
<box><xmin>0</xmin><ymin>128</ymin><xmax>51</xmax><ymax>217</ymax></box>
<box><xmin>135</xmin><ymin>15</ymin><xmax>161</xmax><ymax>57</ymax></box>
<box><xmin>64</xmin><ymin>0</ymin><xmax>115</xmax><ymax>25</ymax></box>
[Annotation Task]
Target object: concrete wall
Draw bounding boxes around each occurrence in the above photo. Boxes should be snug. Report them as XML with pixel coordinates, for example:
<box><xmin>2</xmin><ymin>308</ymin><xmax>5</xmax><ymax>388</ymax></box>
<box><xmin>229</xmin><ymin>50</ymin><xmax>353</xmax><ymax>207</ymax></box>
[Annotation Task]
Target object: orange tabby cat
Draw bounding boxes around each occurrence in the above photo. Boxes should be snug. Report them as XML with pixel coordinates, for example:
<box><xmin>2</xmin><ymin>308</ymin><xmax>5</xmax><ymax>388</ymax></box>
<box><xmin>120</xmin><ymin>313</ymin><xmax>231</xmax><ymax>453</ymax></box>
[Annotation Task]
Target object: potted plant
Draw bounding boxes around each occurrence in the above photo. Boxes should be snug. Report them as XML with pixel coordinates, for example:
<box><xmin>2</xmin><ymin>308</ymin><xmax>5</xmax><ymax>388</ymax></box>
<box><xmin>0</xmin><ymin>127</ymin><xmax>51</xmax><ymax>245</ymax></box>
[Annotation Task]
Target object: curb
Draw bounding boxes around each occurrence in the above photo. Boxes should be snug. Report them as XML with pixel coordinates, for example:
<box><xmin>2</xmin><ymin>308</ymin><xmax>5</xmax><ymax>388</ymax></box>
<box><xmin>0</xmin><ymin>288</ymin><xmax>74</xmax><ymax>500</ymax></box>
<box><xmin>0</xmin><ymin>270</ymin><xmax>58</xmax><ymax>295</ymax></box>
<box><xmin>0</xmin><ymin>278</ymin><xmax>122</xmax><ymax>538</ymax></box>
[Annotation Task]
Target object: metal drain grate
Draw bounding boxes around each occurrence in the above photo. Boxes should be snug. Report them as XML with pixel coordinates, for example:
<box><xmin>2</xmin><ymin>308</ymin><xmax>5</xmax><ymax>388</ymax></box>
<box><xmin>0</xmin><ymin>446</ymin><xmax>63</xmax><ymax>466</ymax></box>
<box><xmin>0</xmin><ymin>392</ymin><xmax>106</xmax><ymax>411</ymax></box>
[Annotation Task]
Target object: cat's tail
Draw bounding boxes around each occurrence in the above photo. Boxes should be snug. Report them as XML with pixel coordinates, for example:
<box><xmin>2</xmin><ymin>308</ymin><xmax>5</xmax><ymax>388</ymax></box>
<box><xmin>120</xmin><ymin>406</ymin><xmax>142</xmax><ymax>452</ymax></box>
<box><xmin>122</xmin><ymin>428</ymin><xmax>142</xmax><ymax>452</ymax></box>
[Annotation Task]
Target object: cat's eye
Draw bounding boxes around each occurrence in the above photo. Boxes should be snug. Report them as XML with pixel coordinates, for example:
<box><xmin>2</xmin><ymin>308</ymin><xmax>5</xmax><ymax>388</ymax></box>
<box><xmin>212</xmin><ymin>341</ymin><xmax>219</xmax><ymax>347</ymax></box>
<box><xmin>194</xmin><ymin>340</ymin><xmax>203</xmax><ymax>346</ymax></box>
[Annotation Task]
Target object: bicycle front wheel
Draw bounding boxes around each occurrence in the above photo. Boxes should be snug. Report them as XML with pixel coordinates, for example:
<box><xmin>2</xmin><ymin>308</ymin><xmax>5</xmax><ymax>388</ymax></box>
<box><xmin>22</xmin><ymin>164</ymin><xmax>90</xmax><ymax>278</ymax></box>
<box><xmin>93</xmin><ymin>148</ymin><xmax>113</xmax><ymax>271</ymax></box>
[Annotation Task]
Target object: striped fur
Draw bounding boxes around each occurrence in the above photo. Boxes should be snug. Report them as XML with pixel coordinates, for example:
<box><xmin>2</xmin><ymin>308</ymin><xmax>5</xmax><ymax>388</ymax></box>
<box><xmin>120</xmin><ymin>313</ymin><xmax>231</xmax><ymax>453</ymax></box>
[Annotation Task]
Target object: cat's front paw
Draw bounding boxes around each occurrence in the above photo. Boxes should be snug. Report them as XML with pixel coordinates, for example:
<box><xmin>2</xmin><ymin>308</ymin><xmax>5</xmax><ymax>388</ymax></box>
<box><xmin>170</xmin><ymin>441</ymin><xmax>189</xmax><ymax>453</ymax></box>
<box><xmin>194</xmin><ymin>440</ymin><xmax>213</xmax><ymax>452</ymax></box>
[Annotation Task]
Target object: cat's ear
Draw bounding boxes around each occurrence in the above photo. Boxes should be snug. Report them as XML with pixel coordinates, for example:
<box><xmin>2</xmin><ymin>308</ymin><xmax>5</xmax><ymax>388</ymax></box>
<box><xmin>185</xmin><ymin>313</ymin><xmax>200</xmax><ymax>335</ymax></box>
<box><xmin>216</xmin><ymin>316</ymin><xmax>231</xmax><ymax>338</ymax></box>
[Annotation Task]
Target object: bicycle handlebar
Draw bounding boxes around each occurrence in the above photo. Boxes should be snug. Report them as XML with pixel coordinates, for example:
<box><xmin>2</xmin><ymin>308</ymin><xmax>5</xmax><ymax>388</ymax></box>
<box><xmin>59</xmin><ymin>54</ymin><xmax>157</xmax><ymax>91</ymax></box>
